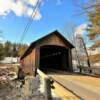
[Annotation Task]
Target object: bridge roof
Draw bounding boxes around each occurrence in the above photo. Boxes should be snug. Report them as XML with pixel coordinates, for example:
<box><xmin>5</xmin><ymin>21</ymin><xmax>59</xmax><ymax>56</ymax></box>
<box><xmin>21</xmin><ymin>30</ymin><xmax>74</xmax><ymax>59</ymax></box>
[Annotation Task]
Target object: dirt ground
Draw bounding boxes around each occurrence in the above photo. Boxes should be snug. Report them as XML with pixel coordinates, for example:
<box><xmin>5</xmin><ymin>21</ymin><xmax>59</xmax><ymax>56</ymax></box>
<box><xmin>0</xmin><ymin>64</ymin><xmax>45</xmax><ymax>100</ymax></box>
<box><xmin>0</xmin><ymin>76</ymin><xmax>45</xmax><ymax>100</ymax></box>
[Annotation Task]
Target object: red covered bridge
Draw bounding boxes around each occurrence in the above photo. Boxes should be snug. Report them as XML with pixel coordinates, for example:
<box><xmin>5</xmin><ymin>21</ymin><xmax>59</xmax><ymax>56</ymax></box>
<box><xmin>20</xmin><ymin>30</ymin><xmax>74</xmax><ymax>75</ymax></box>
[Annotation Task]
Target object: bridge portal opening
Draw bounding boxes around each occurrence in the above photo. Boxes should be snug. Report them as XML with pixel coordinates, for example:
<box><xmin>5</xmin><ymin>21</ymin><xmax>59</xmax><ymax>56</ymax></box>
<box><xmin>40</xmin><ymin>45</ymin><xmax>69</xmax><ymax>73</ymax></box>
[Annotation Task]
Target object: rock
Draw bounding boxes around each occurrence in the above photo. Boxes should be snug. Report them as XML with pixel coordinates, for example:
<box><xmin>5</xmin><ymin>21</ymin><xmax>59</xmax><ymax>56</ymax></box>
<box><xmin>0</xmin><ymin>75</ymin><xmax>45</xmax><ymax>100</ymax></box>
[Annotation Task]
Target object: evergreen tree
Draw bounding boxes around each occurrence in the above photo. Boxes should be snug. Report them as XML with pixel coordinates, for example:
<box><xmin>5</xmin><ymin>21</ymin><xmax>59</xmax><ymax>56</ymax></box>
<box><xmin>0</xmin><ymin>43</ymin><xmax>4</xmax><ymax>60</ymax></box>
<box><xmin>12</xmin><ymin>43</ymin><xmax>18</xmax><ymax>57</ymax></box>
<box><xmin>18</xmin><ymin>44</ymin><xmax>28</xmax><ymax>57</ymax></box>
<box><xmin>4</xmin><ymin>41</ymin><xmax>12</xmax><ymax>57</ymax></box>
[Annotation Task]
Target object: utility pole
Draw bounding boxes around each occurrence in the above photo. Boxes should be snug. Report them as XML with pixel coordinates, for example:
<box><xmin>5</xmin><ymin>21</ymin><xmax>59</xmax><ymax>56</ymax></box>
<box><xmin>78</xmin><ymin>37</ymin><xmax>92</xmax><ymax>73</ymax></box>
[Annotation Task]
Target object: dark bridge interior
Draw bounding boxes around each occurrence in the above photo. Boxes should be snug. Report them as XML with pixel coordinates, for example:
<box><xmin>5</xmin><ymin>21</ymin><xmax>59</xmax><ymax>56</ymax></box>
<box><xmin>40</xmin><ymin>45</ymin><xmax>69</xmax><ymax>73</ymax></box>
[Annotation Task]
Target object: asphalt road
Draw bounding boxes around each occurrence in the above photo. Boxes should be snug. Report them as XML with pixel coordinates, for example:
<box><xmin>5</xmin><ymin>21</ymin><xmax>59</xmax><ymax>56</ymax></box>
<box><xmin>48</xmin><ymin>72</ymin><xmax>100</xmax><ymax>100</ymax></box>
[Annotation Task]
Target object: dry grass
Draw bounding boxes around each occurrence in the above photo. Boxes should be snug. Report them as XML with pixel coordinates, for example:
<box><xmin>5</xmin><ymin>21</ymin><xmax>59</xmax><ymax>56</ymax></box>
<box><xmin>80</xmin><ymin>53</ymin><xmax>100</xmax><ymax>64</ymax></box>
<box><xmin>89</xmin><ymin>54</ymin><xmax>100</xmax><ymax>63</ymax></box>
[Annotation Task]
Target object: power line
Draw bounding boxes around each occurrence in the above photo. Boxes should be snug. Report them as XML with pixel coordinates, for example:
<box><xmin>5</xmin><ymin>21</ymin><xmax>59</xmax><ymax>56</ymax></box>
<box><xmin>11</xmin><ymin>0</ymin><xmax>41</xmax><ymax>59</ymax></box>
<box><xmin>20</xmin><ymin>0</ymin><xmax>41</xmax><ymax>43</ymax></box>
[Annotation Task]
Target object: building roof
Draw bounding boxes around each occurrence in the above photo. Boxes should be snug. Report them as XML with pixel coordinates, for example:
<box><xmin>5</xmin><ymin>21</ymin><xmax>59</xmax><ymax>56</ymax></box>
<box><xmin>21</xmin><ymin>30</ymin><xmax>74</xmax><ymax>59</ymax></box>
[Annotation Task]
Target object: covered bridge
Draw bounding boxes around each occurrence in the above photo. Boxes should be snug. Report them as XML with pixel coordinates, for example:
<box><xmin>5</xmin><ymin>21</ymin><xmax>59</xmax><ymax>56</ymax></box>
<box><xmin>20</xmin><ymin>30</ymin><xmax>74</xmax><ymax>75</ymax></box>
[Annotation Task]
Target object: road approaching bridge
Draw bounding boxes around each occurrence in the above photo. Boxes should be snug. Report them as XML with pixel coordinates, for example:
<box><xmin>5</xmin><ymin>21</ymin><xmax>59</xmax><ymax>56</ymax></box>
<box><xmin>37</xmin><ymin>69</ymin><xmax>80</xmax><ymax>100</ymax></box>
<box><xmin>48</xmin><ymin>71</ymin><xmax>100</xmax><ymax>100</ymax></box>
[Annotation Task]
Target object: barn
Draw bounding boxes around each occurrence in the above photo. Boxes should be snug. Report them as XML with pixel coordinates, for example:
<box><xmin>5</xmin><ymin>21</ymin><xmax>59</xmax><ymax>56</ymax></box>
<box><xmin>20</xmin><ymin>30</ymin><xmax>74</xmax><ymax>75</ymax></box>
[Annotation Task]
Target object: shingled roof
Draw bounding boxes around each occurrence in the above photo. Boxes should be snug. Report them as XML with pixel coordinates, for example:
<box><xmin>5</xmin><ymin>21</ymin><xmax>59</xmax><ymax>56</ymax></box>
<box><xmin>21</xmin><ymin>30</ymin><xmax>74</xmax><ymax>59</ymax></box>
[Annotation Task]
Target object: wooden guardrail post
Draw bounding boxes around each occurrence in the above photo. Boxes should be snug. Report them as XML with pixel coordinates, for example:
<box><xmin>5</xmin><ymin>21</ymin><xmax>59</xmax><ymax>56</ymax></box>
<box><xmin>37</xmin><ymin>69</ymin><xmax>52</xmax><ymax>100</ymax></box>
<box><xmin>44</xmin><ymin>77</ymin><xmax>52</xmax><ymax>100</ymax></box>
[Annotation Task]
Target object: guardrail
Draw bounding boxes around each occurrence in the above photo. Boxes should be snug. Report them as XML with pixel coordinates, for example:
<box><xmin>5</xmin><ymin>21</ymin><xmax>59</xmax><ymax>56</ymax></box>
<box><xmin>78</xmin><ymin>66</ymin><xmax>100</xmax><ymax>75</ymax></box>
<box><xmin>78</xmin><ymin>66</ymin><xmax>100</xmax><ymax>69</ymax></box>
<box><xmin>37</xmin><ymin>69</ymin><xmax>80</xmax><ymax>100</ymax></box>
<box><xmin>37</xmin><ymin>69</ymin><xmax>53</xmax><ymax>100</ymax></box>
